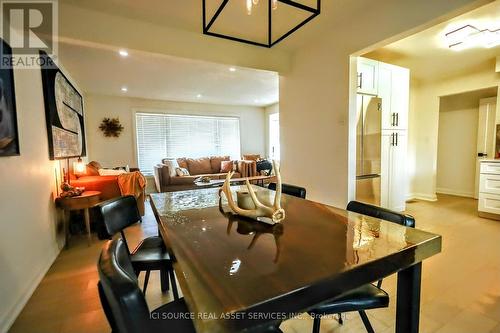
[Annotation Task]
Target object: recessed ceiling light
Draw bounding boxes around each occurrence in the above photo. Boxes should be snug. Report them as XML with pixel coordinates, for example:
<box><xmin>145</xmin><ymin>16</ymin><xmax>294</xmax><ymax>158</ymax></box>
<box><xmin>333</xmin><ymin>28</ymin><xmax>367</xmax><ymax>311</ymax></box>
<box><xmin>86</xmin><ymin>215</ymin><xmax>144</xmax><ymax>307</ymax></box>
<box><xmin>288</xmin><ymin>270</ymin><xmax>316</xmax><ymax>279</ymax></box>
<box><xmin>197</xmin><ymin>94</ymin><xmax>202</xmax><ymax>98</ymax></box>
<box><xmin>121</xmin><ymin>87</ymin><xmax>128</xmax><ymax>92</ymax></box>
<box><xmin>229</xmin><ymin>67</ymin><xmax>236</xmax><ymax>72</ymax></box>
<box><xmin>118</xmin><ymin>49</ymin><xmax>129</xmax><ymax>57</ymax></box>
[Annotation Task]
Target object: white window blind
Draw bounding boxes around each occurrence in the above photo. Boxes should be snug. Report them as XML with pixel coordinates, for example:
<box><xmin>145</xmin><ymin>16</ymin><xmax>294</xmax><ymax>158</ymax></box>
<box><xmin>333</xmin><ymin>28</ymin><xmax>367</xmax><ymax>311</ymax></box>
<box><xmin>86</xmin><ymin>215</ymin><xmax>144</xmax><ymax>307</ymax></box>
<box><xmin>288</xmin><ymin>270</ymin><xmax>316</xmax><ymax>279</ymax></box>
<box><xmin>136</xmin><ymin>113</ymin><xmax>241</xmax><ymax>174</ymax></box>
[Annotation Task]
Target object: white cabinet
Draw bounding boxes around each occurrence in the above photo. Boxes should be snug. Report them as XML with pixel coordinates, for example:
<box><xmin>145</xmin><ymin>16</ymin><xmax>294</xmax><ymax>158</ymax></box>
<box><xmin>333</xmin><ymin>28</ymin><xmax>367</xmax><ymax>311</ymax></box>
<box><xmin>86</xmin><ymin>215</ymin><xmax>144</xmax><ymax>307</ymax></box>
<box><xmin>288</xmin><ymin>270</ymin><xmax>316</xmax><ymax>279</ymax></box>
<box><xmin>357</xmin><ymin>58</ymin><xmax>378</xmax><ymax>95</ymax></box>
<box><xmin>381</xmin><ymin>130</ymin><xmax>407</xmax><ymax>212</ymax></box>
<box><xmin>480</xmin><ymin>155</ymin><xmax>500</xmax><ymax>174</ymax></box>
<box><xmin>478</xmin><ymin>161</ymin><xmax>500</xmax><ymax>218</ymax></box>
<box><xmin>479</xmin><ymin>194</ymin><xmax>500</xmax><ymax>215</ymax></box>
<box><xmin>357</xmin><ymin>57</ymin><xmax>409</xmax><ymax>212</ymax></box>
<box><xmin>378</xmin><ymin>62</ymin><xmax>409</xmax><ymax>130</ymax></box>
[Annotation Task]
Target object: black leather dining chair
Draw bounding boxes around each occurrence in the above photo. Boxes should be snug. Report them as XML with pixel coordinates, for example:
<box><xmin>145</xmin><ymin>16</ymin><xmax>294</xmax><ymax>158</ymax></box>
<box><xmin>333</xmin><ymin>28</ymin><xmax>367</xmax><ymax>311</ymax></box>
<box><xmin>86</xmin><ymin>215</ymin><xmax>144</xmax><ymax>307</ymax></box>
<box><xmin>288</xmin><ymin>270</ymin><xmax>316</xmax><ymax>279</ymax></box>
<box><xmin>99</xmin><ymin>195</ymin><xmax>178</xmax><ymax>298</ymax></box>
<box><xmin>97</xmin><ymin>238</ymin><xmax>194</xmax><ymax>333</ymax></box>
<box><xmin>98</xmin><ymin>238</ymin><xmax>284</xmax><ymax>333</ymax></box>
<box><xmin>268</xmin><ymin>183</ymin><xmax>307</xmax><ymax>199</ymax></box>
<box><xmin>308</xmin><ymin>201</ymin><xmax>415</xmax><ymax>333</ymax></box>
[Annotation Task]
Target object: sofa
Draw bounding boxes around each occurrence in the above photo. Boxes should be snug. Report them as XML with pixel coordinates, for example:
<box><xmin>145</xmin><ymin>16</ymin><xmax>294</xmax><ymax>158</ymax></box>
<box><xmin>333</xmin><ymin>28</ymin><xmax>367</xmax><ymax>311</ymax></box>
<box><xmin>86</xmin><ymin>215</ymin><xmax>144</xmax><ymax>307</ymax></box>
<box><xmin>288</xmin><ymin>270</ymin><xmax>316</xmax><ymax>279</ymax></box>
<box><xmin>153</xmin><ymin>156</ymin><xmax>258</xmax><ymax>192</ymax></box>
<box><xmin>70</xmin><ymin>161</ymin><xmax>146</xmax><ymax>215</ymax></box>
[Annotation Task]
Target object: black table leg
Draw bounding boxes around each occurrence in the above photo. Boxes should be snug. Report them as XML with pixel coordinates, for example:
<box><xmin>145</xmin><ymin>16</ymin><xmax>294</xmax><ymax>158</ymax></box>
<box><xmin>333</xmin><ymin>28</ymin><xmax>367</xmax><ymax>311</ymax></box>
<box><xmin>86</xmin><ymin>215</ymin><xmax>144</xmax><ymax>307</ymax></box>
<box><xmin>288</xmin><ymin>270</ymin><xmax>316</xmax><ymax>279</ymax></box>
<box><xmin>396</xmin><ymin>262</ymin><xmax>422</xmax><ymax>333</ymax></box>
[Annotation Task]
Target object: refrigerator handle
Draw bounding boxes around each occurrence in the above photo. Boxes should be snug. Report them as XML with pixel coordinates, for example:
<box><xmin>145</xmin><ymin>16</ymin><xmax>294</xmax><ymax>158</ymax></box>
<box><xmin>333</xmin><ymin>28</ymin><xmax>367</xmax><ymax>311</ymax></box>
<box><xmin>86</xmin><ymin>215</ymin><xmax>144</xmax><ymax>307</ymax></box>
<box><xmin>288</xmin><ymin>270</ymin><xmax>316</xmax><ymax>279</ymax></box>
<box><xmin>391</xmin><ymin>133</ymin><xmax>394</xmax><ymax>146</ymax></box>
<box><xmin>396</xmin><ymin>113</ymin><xmax>399</xmax><ymax>127</ymax></box>
<box><xmin>395</xmin><ymin>132</ymin><xmax>399</xmax><ymax>146</ymax></box>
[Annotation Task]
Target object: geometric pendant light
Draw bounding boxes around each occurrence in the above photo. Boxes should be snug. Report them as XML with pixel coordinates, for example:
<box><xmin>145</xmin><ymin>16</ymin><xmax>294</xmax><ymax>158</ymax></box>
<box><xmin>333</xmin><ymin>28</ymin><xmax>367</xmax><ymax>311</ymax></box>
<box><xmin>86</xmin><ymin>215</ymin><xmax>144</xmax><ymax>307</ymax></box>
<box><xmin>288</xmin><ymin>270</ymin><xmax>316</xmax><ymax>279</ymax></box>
<box><xmin>202</xmin><ymin>0</ymin><xmax>321</xmax><ymax>48</ymax></box>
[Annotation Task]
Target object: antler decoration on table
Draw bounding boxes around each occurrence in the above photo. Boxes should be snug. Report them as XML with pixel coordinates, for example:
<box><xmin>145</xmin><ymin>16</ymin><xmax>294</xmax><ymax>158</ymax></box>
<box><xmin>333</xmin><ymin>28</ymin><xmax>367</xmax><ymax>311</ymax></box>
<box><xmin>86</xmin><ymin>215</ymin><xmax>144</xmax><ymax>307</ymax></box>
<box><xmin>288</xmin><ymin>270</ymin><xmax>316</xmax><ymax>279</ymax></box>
<box><xmin>219</xmin><ymin>160</ymin><xmax>285</xmax><ymax>223</ymax></box>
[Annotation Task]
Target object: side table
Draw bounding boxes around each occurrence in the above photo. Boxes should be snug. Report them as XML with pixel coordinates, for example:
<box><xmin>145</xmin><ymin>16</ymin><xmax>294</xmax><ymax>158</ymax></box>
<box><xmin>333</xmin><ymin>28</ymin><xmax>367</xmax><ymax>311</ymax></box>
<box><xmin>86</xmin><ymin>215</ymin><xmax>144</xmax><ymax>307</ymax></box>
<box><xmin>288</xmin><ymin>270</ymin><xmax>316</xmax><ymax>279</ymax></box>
<box><xmin>55</xmin><ymin>191</ymin><xmax>101</xmax><ymax>247</ymax></box>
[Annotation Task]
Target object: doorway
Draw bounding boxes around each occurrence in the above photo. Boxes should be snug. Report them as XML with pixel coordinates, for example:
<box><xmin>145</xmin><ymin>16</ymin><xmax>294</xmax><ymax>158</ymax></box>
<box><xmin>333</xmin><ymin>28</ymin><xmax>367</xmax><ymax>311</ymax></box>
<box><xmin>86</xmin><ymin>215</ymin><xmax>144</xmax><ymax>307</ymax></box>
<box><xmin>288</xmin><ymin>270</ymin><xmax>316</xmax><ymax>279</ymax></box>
<box><xmin>436</xmin><ymin>87</ymin><xmax>498</xmax><ymax>199</ymax></box>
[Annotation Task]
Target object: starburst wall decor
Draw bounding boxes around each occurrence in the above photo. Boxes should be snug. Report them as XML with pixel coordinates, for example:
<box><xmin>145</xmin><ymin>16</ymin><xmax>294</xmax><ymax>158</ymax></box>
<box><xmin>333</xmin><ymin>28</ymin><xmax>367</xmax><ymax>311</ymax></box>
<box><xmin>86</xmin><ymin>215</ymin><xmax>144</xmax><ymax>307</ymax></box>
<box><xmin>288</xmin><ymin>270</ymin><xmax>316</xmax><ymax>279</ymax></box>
<box><xmin>99</xmin><ymin>118</ymin><xmax>124</xmax><ymax>137</ymax></box>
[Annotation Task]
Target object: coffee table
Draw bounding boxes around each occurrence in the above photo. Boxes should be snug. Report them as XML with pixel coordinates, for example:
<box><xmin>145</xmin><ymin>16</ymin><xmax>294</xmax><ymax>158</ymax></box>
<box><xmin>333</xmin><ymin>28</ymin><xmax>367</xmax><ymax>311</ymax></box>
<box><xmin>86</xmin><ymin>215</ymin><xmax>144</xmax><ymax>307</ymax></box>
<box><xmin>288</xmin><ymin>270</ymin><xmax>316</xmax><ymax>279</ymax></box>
<box><xmin>194</xmin><ymin>175</ymin><xmax>275</xmax><ymax>188</ymax></box>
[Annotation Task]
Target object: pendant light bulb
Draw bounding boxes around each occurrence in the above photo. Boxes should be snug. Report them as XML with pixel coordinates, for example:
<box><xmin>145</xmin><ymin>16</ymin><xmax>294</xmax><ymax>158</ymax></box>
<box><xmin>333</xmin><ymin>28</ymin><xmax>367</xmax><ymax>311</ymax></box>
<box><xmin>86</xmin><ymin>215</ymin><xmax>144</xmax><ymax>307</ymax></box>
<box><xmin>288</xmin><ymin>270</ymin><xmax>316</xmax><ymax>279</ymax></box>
<box><xmin>272</xmin><ymin>0</ymin><xmax>278</xmax><ymax>10</ymax></box>
<box><xmin>246</xmin><ymin>0</ymin><xmax>252</xmax><ymax>15</ymax></box>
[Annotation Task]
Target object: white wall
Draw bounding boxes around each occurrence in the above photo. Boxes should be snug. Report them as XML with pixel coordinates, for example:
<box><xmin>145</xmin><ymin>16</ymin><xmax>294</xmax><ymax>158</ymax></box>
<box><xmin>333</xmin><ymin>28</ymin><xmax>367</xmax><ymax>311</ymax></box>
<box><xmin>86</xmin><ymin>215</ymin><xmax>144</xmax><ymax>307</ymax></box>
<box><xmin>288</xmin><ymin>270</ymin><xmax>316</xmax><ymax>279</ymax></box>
<box><xmin>280</xmin><ymin>0</ymin><xmax>483</xmax><ymax>207</ymax></box>
<box><xmin>0</xmin><ymin>65</ymin><xmax>69</xmax><ymax>330</ymax></box>
<box><xmin>84</xmin><ymin>94</ymin><xmax>267</xmax><ymax>168</ymax></box>
<box><xmin>409</xmin><ymin>64</ymin><xmax>499</xmax><ymax>200</ymax></box>
<box><xmin>264</xmin><ymin>103</ymin><xmax>279</xmax><ymax>158</ymax></box>
<box><xmin>436</xmin><ymin>99</ymin><xmax>479</xmax><ymax>197</ymax></box>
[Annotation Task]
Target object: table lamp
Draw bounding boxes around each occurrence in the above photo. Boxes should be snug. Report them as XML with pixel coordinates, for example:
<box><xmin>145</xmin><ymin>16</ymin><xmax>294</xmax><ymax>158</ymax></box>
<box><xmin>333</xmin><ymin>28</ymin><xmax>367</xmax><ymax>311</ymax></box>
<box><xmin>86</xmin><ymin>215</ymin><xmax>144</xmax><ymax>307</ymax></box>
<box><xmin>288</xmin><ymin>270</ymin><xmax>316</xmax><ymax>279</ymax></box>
<box><xmin>73</xmin><ymin>157</ymin><xmax>86</xmax><ymax>177</ymax></box>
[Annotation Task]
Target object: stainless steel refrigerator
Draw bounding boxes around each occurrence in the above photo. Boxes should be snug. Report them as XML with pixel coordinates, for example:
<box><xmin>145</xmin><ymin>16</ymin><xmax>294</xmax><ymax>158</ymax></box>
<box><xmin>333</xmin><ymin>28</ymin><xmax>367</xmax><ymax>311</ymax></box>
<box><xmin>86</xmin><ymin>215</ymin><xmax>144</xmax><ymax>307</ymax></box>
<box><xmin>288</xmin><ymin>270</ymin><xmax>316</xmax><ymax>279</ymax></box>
<box><xmin>356</xmin><ymin>95</ymin><xmax>382</xmax><ymax>206</ymax></box>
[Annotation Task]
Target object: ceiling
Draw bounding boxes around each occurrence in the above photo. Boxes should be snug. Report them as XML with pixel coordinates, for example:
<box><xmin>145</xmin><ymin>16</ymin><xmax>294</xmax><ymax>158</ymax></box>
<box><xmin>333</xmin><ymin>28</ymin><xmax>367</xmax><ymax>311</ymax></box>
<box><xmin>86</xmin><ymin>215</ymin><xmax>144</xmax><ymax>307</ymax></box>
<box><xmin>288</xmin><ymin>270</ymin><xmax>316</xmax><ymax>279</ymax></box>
<box><xmin>58</xmin><ymin>40</ymin><xmax>279</xmax><ymax>106</ymax></box>
<box><xmin>59</xmin><ymin>0</ymin><xmax>349</xmax><ymax>52</ymax></box>
<box><xmin>364</xmin><ymin>1</ymin><xmax>500</xmax><ymax>81</ymax></box>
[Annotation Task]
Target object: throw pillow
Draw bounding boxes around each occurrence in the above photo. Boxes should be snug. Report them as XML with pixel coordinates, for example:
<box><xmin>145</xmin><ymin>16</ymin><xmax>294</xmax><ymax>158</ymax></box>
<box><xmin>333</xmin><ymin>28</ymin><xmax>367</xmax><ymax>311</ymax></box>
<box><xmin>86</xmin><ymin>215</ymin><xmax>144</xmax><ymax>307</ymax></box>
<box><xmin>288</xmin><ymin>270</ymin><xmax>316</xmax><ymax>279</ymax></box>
<box><xmin>243</xmin><ymin>154</ymin><xmax>261</xmax><ymax>161</ymax></box>
<box><xmin>175</xmin><ymin>167</ymin><xmax>190</xmax><ymax>176</ymax></box>
<box><xmin>98</xmin><ymin>168</ymin><xmax>127</xmax><ymax>176</ymax></box>
<box><xmin>220</xmin><ymin>160</ymin><xmax>234</xmax><ymax>173</ymax></box>
<box><xmin>177</xmin><ymin>157</ymin><xmax>188</xmax><ymax>169</ymax></box>
<box><xmin>163</xmin><ymin>158</ymin><xmax>180</xmax><ymax>177</ymax></box>
<box><xmin>86</xmin><ymin>161</ymin><xmax>102</xmax><ymax>176</ymax></box>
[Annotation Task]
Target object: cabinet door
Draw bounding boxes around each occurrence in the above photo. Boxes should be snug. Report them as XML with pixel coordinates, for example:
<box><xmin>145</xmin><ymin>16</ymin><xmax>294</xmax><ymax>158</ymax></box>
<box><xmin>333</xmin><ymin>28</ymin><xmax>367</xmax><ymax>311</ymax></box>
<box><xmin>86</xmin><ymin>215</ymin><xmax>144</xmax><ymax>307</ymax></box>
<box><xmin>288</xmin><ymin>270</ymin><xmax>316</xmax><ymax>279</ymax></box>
<box><xmin>378</xmin><ymin>63</ymin><xmax>393</xmax><ymax>130</ymax></box>
<box><xmin>389</xmin><ymin>131</ymin><xmax>407</xmax><ymax>211</ymax></box>
<box><xmin>379</xmin><ymin>63</ymin><xmax>409</xmax><ymax>130</ymax></box>
<box><xmin>380</xmin><ymin>132</ymin><xmax>392</xmax><ymax>208</ymax></box>
<box><xmin>357</xmin><ymin>57</ymin><xmax>378</xmax><ymax>95</ymax></box>
<box><xmin>380</xmin><ymin>130</ymin><xmax>407</xmax><ymax>211</ymax></box>
<box><xmin>390</xmin><ymin>66</ymin><xmax>410</xmax><ymax>130</ymax></box>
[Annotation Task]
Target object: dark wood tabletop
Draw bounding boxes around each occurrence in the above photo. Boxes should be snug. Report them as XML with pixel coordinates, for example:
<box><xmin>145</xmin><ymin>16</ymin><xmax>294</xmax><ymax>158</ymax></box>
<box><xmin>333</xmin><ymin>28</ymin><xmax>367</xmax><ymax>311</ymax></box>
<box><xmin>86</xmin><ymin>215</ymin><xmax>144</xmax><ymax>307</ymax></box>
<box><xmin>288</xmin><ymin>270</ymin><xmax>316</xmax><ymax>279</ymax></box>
<box><xmin>150</xmin><ymin>187</ymin><xmax>441</xmax><ymax>333</ymax></box>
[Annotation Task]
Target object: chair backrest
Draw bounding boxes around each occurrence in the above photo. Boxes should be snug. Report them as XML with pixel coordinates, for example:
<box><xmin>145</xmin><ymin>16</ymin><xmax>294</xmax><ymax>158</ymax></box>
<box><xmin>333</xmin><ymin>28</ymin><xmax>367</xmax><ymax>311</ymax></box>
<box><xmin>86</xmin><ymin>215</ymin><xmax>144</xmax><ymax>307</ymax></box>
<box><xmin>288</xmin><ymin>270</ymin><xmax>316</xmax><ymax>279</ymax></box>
<box><xmin>346</xmin><ymin>201</ymin><xmax>415</xmax><ymax>227</ymax></box>
<box><xmin>97</xmin><ymin>281</ymin><xmax>118</xmax><ymax>332</ymax></box>
<box><xmin>97</xmin><ymin>239</ymin><xmax>151</xmax><ymax>333</ymax></box>
<box><xmin>268</xmin><ymin>183</ymin><xmax>307</xmax><ymax>199</ymax></box>
<box><xmin>99</xmin><ymin>195</ymin><xmax>141</xmax><ymax>236</ymax></box>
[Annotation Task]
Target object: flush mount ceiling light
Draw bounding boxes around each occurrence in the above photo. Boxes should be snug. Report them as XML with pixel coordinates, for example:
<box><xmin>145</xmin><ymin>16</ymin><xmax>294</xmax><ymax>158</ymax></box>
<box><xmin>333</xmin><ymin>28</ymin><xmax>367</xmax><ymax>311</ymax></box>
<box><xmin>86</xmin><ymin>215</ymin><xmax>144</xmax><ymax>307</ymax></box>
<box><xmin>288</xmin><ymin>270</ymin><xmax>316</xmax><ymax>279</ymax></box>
<box><xmin>445</xmin><ymin>24</ymin><xmax>500</xmax><ymax>51</ymax></box>
<box><xmin>202</xmin><ymin>0</ymin><xmax>321</xmax><ymax>48</ymax></box>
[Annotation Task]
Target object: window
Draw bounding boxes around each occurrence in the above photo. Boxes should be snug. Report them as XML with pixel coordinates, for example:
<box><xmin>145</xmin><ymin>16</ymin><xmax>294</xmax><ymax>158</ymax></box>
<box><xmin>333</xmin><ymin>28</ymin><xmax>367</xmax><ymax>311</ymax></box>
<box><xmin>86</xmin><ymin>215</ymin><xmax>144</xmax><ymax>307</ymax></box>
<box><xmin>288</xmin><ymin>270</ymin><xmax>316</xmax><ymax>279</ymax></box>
<box><xmin>135</xmin><ymin>113</ymin><xmax>241</xmax><ymax>174</ymax></box>
<box><xmin>269</xmin><ymin>113</ymin><xmax>280</xmax><ymax>160</ymax></box>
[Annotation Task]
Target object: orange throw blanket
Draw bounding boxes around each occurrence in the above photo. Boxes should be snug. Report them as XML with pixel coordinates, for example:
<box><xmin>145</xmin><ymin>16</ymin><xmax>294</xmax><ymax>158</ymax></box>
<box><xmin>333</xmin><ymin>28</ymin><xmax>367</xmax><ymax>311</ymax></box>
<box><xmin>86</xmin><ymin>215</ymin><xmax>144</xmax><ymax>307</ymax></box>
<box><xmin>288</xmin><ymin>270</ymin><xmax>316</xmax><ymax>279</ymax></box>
<box><xmin>118</xmin><ymin>171</ymin><xmax>147</xmax><ymax>216</ymax></box>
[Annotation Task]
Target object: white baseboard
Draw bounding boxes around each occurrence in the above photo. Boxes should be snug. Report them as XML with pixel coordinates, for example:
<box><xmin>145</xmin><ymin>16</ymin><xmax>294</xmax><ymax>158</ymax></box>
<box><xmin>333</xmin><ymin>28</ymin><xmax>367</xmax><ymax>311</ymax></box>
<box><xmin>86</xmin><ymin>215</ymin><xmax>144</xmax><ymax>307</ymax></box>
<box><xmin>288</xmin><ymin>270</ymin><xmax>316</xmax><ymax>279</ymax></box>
<box><xmin>0</xmin><ymin>248</ymin><xmax>60</xmax><ymax>333</ymax></box>
<box><xmin>436</xmin><ymin>187</ymin><xmax>474</xmax><ymax>198</ymax></box>
<box><xmin>406</xmin><ymin>192</ymin><xmax>438</xmax><ymax>202</ymax></box>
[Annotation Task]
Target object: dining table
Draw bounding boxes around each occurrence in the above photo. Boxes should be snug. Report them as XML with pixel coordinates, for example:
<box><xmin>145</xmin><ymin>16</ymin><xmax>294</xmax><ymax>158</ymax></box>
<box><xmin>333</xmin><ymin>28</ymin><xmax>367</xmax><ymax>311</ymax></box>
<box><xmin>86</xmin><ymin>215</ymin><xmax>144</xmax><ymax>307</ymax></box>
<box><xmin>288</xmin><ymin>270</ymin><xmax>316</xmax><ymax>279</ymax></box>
<box><xmin>150</xmin><ymin>186</ymin><xmax>442</xmax><ymax>333</ymax></box>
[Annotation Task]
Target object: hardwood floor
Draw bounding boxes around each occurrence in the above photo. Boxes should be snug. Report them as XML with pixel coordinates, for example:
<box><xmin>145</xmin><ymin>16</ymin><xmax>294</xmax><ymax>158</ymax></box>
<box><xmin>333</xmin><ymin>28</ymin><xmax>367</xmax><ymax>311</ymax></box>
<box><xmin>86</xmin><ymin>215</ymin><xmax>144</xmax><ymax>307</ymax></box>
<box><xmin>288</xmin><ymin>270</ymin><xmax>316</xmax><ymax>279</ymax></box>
<box><xmin>8</xmin><ymin>195</ymin><xmax>500</xmax><ymax>333</ymax></box>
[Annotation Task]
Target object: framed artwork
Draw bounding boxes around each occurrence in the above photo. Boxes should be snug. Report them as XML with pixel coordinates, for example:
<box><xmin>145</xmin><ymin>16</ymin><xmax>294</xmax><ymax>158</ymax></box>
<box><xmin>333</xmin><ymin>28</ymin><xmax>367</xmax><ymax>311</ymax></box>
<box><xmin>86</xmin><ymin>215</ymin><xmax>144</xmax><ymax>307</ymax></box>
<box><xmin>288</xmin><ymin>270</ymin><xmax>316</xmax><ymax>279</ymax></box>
<box><xmin>40</xmin><ymin>51</ymin><xmax>86</xmax><ymax>160</ymax></box>
<box><xmin>0</xmin><ymin>38</ymin><xmax>20</xmax><ymax>156</ymax></box>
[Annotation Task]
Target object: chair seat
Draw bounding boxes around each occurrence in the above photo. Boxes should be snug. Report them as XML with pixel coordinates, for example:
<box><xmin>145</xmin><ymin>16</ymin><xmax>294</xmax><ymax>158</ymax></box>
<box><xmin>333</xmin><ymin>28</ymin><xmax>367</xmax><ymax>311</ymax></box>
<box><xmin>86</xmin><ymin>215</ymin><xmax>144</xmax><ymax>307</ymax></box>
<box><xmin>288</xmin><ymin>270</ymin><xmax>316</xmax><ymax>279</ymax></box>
<box><xmin>309</xmin><ymin>284</ymin><xmax>389</xmax><ymax>315</ymax></box>
<box><xmin>150</xmin><ymin>298</ymin><xmax>196</xmax><ymax>332</ymax></box>
<box><xmin>130</xmin><ymin>236</ymin><xmax>172</xmax><ymax>269</ymax></box>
